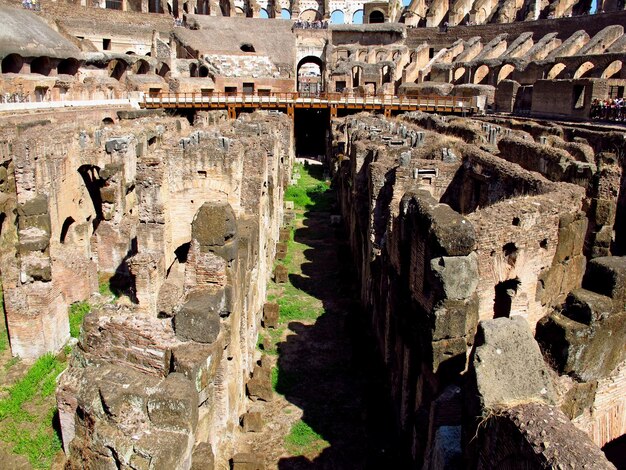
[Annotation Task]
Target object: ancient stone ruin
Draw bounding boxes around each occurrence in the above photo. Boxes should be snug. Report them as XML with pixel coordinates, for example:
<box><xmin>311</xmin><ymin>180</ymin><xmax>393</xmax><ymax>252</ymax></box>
<box><xmin>0</xmin><ymin>0</ymin><xmax>624</xmax><ymax>468</ymax></box>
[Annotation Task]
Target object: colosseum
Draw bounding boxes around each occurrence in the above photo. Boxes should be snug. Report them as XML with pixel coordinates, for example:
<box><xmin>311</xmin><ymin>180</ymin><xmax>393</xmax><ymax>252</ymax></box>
<box><xmin>0</xmin><ymin>0</ymin><xmax>624</xmax><ymax>468</ymax></box>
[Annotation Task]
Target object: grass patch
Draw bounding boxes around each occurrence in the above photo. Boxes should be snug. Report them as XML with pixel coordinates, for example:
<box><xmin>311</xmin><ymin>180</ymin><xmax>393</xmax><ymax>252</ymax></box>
<box><xmin>98</xmin><ymin>280</ymin><xmax>116</xmax><ymax>299</ymax></box>
<box><xmin>277</xmin><ymin>284</ymin><xmax>323</xmax><ymax>322</ymax></box>
<box><xmin>4</xmin><ymin>356</ymin><xmax>20</xmax><ymax>372</ymax></box>
<box><xmin>0</xmin><ymin>280</ymin><xmax>7</xmax><ymax>353</ymax></box>
<box><xmin>284</xmin><ymin>419</ymin><xmax>328</xmax><ymax>456</ymax></box>
<box><xmin>68</xmin><ymin>301</ymin><xmax>91</xmax><ymax>338</ymax></box>
<box><xmin>0</xmin><ymin>353</ymin><xmax>66</xmax><ymax>468</ymax></box>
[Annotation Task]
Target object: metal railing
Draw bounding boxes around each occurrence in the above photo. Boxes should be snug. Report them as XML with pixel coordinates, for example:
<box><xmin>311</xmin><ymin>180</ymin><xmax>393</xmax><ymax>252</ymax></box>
<box><xmin>142</xmin><ymin>91</ymin><xmax>474</xmax><ymax>110</ymax></box>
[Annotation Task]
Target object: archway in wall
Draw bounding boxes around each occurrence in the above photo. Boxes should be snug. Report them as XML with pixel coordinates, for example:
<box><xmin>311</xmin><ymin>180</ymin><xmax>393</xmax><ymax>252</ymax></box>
<box><xmin>31</xmin><ymin>57</ymin><xmax>51</xmax><ymax>76</ymax></box>
<box><xmin>281</xmin><ymin>8</ymin><xmax>291</xmax><ymax>19</ymax></box>
<box><xmin>574</xmin><ymin>61</ymin><xmax>594</xmax><ymax>79</ymax></box>
<box><xmin>199</xmin><ymin>65</ymin><xmax>209</xmax><ymax>77</ymax></box>
<box><xmin>297</xmin><ymin>56</ymin><xmax>324</xmax><ymax>94</ymax></box>
<box><xmin>602</xmin><ymin>60</ymin><xmax>623</xmax><ymax>79</ymax></box>
<box><xmin>110</xmin><ymin>60</ymin><xmax>128</xmax><ymax>80</ymax></box>
<box><xmin>330</xmin><ymin>9</ymin><xmax>344</xmax><ymax>23</ymax></box>
<box><xmin>376</xmin><ymin>50</ymin><xmax>388</xmax><ymax>62</ymax></box>
<box><xmin>234</xmin><ymin>6</ymin><xmax>245</xmax><ymax>16</ymax></box>
<box><xmin>473</xmin><ymin>64</ymin><xmax>490</xmax><ymax>84</ymax></box>
<box><xmin>60</xmin><ymin>217</ymin><xmax>76</xmax><ymax>244</ymax></box>
<box><xmin>359</xmin><ymin>50</ymin><xmax>368</xmax><ymax>62</ymax></box>
<box><xmin>352</xmin><ymin>65</ymin><xmax>363</xmax><ymax>88</ymax></box>
<box><xmin>220</xmin><ymin>0</ymin><xmax>230</xmax><ymax>15</ymax></box>
<box><xmin>352</xmin><ymin>9</ymin><xmax>364</xmax><ymax>23</ymax></box>
<box><xmin>133</xmin><ymin>59</ymin><xmax>150</xmax><ymax>74</ymax></box>
<box><xmin>493</xmin><ymin>278</ymin><xmax>520</xmax><ymax>318</ymax></box>
<box><xmin>300</xmin><ymin>9</ymin><xmax>322</xmax><ymax>21</ymax></box>
<box><xmin>497</xmin><ymin>64</ymin><xmax>515</xmax><ymax>83</ymax></box>
<box><xmin>149</xmin><ymin>0</ymin><xmax>164</xmax><ymax>13</ymax></box>
<box><xmin>190</xmin><ymin>63</ymin><xmax>198</xmax><ymax>77</ymax></box>
<box><xmin>1</xmin><ymin>54</ymin><xmax>23</xmax><ymax>74</ymax></box>
<box><xmin>259</xmin><ymin>8</ymin><xmax>269</xmax><ymax>18</ymax></box>
<box><xmin>58</xmin><ymin>58</ymin><xmax>80</xmax><ymax>75</ymax></box>
<box><xmin>547</xmin><ymin>63</ymin><xmax>566</xmax><ymax>79</ymax></box>
<box><xmin>453</xmin><ymin>67</ymin><xmax>466</xmax><ymax>83</ymax></box>
<box><xmin>158</xmin><ymin>63</ymin><xmax>170</xmax><ymax>78</ymax></box>
<box><xmin>77</xmin><ymin>165</ymin><xmax>103</xmax><ymax>226</ymax></box>
<box><xmin>381</xmin><ymin>65</ymin><xmax>391</xmax><ymax>84</ymax></box>
<box><xmin>369</xmin><ymin>10</ymin><xmax>384</xmax><ymax>23</ymax></box>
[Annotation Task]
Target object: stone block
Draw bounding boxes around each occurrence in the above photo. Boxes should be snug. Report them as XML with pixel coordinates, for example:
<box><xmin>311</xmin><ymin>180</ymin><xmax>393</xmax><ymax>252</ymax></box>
<box><xmin>192</xmin><ymin>201</ymin><xmax>237</xmax><ymax>249</ymax></box>
<box><xmin>284</xmin><ymin>201</ymin><xmax>294</xmax><ymax>210</ymax></box>
<box><xmin>274</xmin><ymin>264</ymin><xmax>288</xmax><ymax>283</ymax></box>
<box><xmin>17</xmin><ymin>194</ymin><xmax>48</xmax><ymax>217</ymax></box>
<box><xmin>563</xmin><ymin>288</ymin><xmax>613</xmax><ymax>325</ymax></box>
<box><xmin>263</xmin><ymin>302</ymin><xmax>279</xmax><ymax>328</ymax></box>
<box><xmin>432</xmin><ymin>297</ymin><xmax>478</xmax><ymax>342</ymax></box>
<box><xmin>146</xmin><ymin>373</ymin><xmax>199</xmax><ymax>432</ymax></box>
<box><xmin>247</xmin><ymin>363</ymin><xmax>273</xmax><ymax>402</ymax></box>
<box><xmin>231</xmin><ymin>453</ymin><xmax>265</xmax><ymax>470</ymax></box>
<box><xmin>241</xmin><ymin>411</ymin><xmax>264</xmax><ymax>432</ymax></box>
<box><xmin>174</xmin><ymin>288</ymin><xmax>224</xmax><ymax>344</ymax></box>
<box><xmin>561</xmin><ymin>380</ymin><xmax>598</xmax><ymax>420</ymax></box>
<box><xmin>468</xmin><ymin>317</ymin><xmax>555</xmax><ymax>415</ymax></box>
<box><xmin>279</xmin><ymin>228</ymin><xmax>291</xmax><ymax>242</ymax></box>
<box><xmin>429</xmin><ymin>253</ymin><xmax>478</xmax><ymax>301</ymax></box>
<box><xmin>275</xmin><ymin>242</ymin><xmax>288</xmax><ymax>260</ymax></box>
<box><xmin>100</xmin><ymin>186</ymin><xmax>117</xmax><ymax>204</ymax></box>
<box><xmin>593</xmin><ymin>199</ymin><xmax>616</xmax><ymax>226</ymax></box>
<box><xmin>105</xmin><ymin>137</ymin><xmax>131</xmax><ymax>154</ymax></box>
<box><xmin>583</xmin><ymin>256</ymin><xmax>626</xmax><ymax>304</ymax></box>
<box><xmin>171</xmin><ymin>339</ymin><xmax>223</xmax><ymax>399</ymax></box>
<box><xmin>191</xmin><ymin>443</ymin><xmax>215</xmax><ymax>470</ymax></box>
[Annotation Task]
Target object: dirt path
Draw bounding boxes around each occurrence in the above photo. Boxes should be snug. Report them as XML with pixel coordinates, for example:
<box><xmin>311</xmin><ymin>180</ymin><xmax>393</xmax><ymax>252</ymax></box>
<box><xmin>233</xmin><ymin>163</ymin><xmax>402</xmax><ymax>469</ymax></box>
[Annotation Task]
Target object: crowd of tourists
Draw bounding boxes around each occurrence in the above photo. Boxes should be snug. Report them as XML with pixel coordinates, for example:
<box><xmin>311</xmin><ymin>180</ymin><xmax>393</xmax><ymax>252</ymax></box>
<box><xmin>590</xmin><ymin>98</ymin><xmax>626</xmax><ymax>121</ymax></box>
<box><xmin>292</xmin><ymin>19</ymin><xmax>329</xmax><ymax>30</ymax></box>
<box><xmin>21</xmin><ymin>0</ymin><xmax>41</xmax><ymax>10</ymax></box>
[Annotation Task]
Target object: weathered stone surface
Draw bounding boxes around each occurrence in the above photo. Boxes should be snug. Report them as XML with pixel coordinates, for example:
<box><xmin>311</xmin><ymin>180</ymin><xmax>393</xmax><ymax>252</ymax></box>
<box><xmin>563</xmin><ymin>288</ymin><xmax>613</xmax><ymax>324</ymax></box>
<box><xmin>247</xmin><ymin>362</ymin><xmax>273</xmax><ymax>402</ymax></box>
<box><xmin>241</xmin><ymin>411</ymin><xmax>264</xmax><ymax>432</ymax></box>
<box><xmin>468</xmin><ymin>317</ymin><xmax>556</xmax><ymax>414</ymax></box>
<box><xmin>174</xmin><ymin>287</ymin><xmax>225</xmax><ymax>343</ymax></box>
<box><xmin>191</xmin><ymin>442</ymin><xmax>215</xmax><ymax>470</ymax></box>
<box><xmin>16</xmin><ymin>194</ymin><xmax>48</xmax><ymax>217</ymax></box>
<box><xmin>263</xmin><ymin>302</ymin><xmax>279</xmax><ymax>328</ymax></box>
<box><xmin>430</xmin><ymin>253</ymin><xmax>478</xmax><ymax>301</ymax></box>
<box><xmin>583</xmin><ymin>256</ymin><xmax>626</xmax><ymax>305</ymax></box>
<box><xmin>192</xmin><ymin>201</ymin><xmax>237</xmax><ymax>249</ymax></box>
<box><xmin>231</xmin><ymin>453</ymin><xmax>265</xmax><ymax>470</ymax></box>
<box><xmin>274</xmin><ymin>264</ymin><xmax>288</xmax><ymax>283</ymax></box>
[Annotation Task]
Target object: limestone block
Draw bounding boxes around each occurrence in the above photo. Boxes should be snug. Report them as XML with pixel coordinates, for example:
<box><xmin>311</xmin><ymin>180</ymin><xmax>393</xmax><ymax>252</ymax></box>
<box><xmin>583</xmin><ymin>256</ymin><xmax>626</xmax><ymax>304</ymax></box>
<box><xmin>247</xmin><ymin>363</ymin><xmax>273</xmax><ymax>402</ymax></box>
<box><xmin>274</xmin><ymin>265</ymin><xmax>288</xmax><ymax>283</ymax></box>
<box><xmin>146</xmin><ymin>373</ymin><xmax>199</xmax><ymax>432</ymax></box>
<box><xmin>171</xmin><ymin>339</ymin><xmax>223</xmax><ymax>400</ymax></box>
<box><xmin>105</xmin><ymin>137</ymin><xmax>131</xmax><ymax>154</ymax></box>
<box><xmin>241</xmin><ymin>411</ymin><xmax>264</xmax><ymax>432</ymax></box>
<box><xmin>263</xmin><ymin>302</ymin><xmax>279</xmax><ymax>328</ymax></box>
<box><xmin>430</xmin><ymin>253</ymin><xmax>478</xmax><ymax>301</ymax></box>
<box><xmin>16</xmin><ymin>194</ymin><xmax>48</xmax><ymax>217</ymax></box>
<box><xmin>232</xmin><ymin>453</ymin><xmax>265</xmax><ymax>470</ymax></box>
<box><xmin>468</xmin><ymin>317</ymin><xmax>556</xmax><ymax>414</ymax></box>
<box><xmin>279</xmin><ymin>228</ymin><xmax>291</xmax><ymax>242</ymax></box>
<box><xmin>561</xmin><ymin>380</ymin><xmax>598</xmax><ymax>420</ymax></box>
<box><xmin>191</xmin><ymin>442</ymin><xmax>215</xmax><ymax>470</ymax></box>
<box><xmin>174</xmin><ymin>287</ymin><xmax>225</xmax><ymax>344</ymax></box>
<box><xmin>563</xmin><ymin>288</ymin><xmax>613</xmax><ymax>324</ymax></box>
<box><xmin>432</xmin><ymin>296</ymin><xmax>479</xmax><ymax>342</ymax></box>
<box><xmin>192</xmin><ymin>201</ymin><xmax>237</xmax><ymax>250</ymax></box>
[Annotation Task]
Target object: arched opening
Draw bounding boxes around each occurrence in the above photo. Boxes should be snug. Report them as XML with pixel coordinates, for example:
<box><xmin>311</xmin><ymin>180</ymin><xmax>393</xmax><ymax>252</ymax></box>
<box><xmin>234</xmin><ymin>6</ymin><xmax>245</xmax><ymax>16</ymax></box>
<box><xmin>190</xmin><ymin>63</ymin><xmax>198</xmax><ymax>77</ymax></box>
<box><xmin>220</xmin><ymin>0</ymin><xmax>230</xmax><ymax>16</ymax></box>
<box><xmin>133</xmin><ymin>59</ymin><xmax>150</xmax><ymax>74</ymax></box>
<box><xmin>494</xmin><ymin>278</ymin><xmax>520</xmax><ymax>318</ymax></box>
<box><xmin>497</xmin><ymin>64</ymin><xmax>515</xmax><ymax>83</ymax></box>
<box><xmin>359</xmin><ymin>50</ymin><xmax>368</xmax><ymax>62</ymax></box>
<box><xmin>109</xmin><ymin>60</ymin><xmax>127</xmax><ymax>80</ymax></box>
<box><xmin>259</xmin><ymin>8</ymin><xmax>269</xmax><ymax>18</ymax></box>
<box><xmin>58</xmin><ymin>58</ymin><xmax>79</xmax><ymax>75</ymax></box>
<box><xmin>473</xmin><ymin>64</ymin><xmax>490</xmax><ymax>84</ymax></box>
<box><xmin>602</xmin><ymin>60</ymin><xmax>623</xmax><ymax>79</ymax></box>
<box><xmin>352</xmin><ymin>9</ymin><xmax>364</xmax><ymax>24</ymax></box>
<box><xmin>376</xmin><ymin>51</ymin><xmax>387</xmax><ymax>62</ymax></box>
<box><xmin>381</xmin><ymin>65</ymin><xmax>391</xmax><ymax>84</ymax></box>
<box><xmin>369</xmin><ymin>10</ymin><xmax>385</xmax><ymax>23</ymax></box>
<box><xmin>602</xmin><ymin>434</ymin><xmax>626</xmax><ymax>469</ymax></box>
<box><xmin>158</xmin><ymin>63</ymin><xmax>170</xmax><ymax>78</ymax></box>
<box><xmin>102</xmin><ymin>117</ymin><xmax>114</xmax><ymax>125</ymax></box>
<box><xmin>199</xmin><ymin>65</ymin><xmax>209</xmax><ymax>78</ymax></box>
<box><xmin>77</xmin><ymin>165</ymin><xmax>103</xmax><ymax>226</ymax></box>
<box><xmin>352</xmin><ymin>65</ymin><xmax>363</xmax><ymax>88</ymax></box>
<box><xmin>574</xmin><ymin>61</ymin><xmax>594</xmax><ymax>79</ymax></box>
<box><xmin>547</xmin><ymin>63</ymin><xmax>566</xmax><ymax>79</ymax></box>
<box><xmin>60</xmin><ymin>217</ymin><xmax>75</xmax><ymax>244</ymax></box>
<box><xmin>403</xmin><ymin>0</ymin><xmax>410</xmax><ymax>5</ymax></box>
<box><xmin>30</xmin><ymin>57</ymin><xmax>51</xmax><ymax>76</ymax></box>
<box><xmin>300</xmin><ymin>9</ymin><xmax>321</xmax><ymax>21</ymax></box>
<box><xmin>240</xmin><ymin>43</ymin><xmax>256</xmax><ymax>53</ymax></box>
<box><xmin>330</xmin><ymin>9</ymin><xmax>344</xmax><ymax>23</ymax></box>
<box><xmin>2</xmin><ymin>54</ymin><xmax>24</xmax><ymax>74</ymax></box>
<box><xmin>453</xmin><ymin>67</ymin><xmax>466</xmax><ymax>83</ymax></box>
<box><xmin>297</xmin><ymin>56</ymin><xmax>323</xmax><ymax>94</ymax></box>
<box><xmin>281</xmin><ymin>8</ymin><xmax>291</xmax><ymax>19</ymax></box>
<box><xmin>149</xmin><ymin>0</ymin><xmax>164</xmax><ymax>13</ymax></box>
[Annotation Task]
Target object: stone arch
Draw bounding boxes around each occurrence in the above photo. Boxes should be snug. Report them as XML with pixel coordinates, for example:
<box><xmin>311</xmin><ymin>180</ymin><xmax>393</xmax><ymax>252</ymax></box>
<box><xmin>60</xmin><ymin>216</ymin><xmax>76</xmax><ymax>244</ymax></box>
<box><xmin>77</xmin><ymin>165</ymin><xmax>103</xmax><ymax>223</ymax></box>
<box><xmin>281</xmin><ymin>8</ymin><xmax>291</xmax><ymax>19</ymax></box>
<box><xmin>190</xmin><ymin>63</ymin><xmax>198</xmax><ymax>77</ymax></box>
<box><xmin>376</xmin><ymin>50</ymin><xmax>388</xmax><ymax>62</ymax></box>
<box><xmin>547</xmin><ymin>63</ymin><xmax>566</xmax><ymax>80</ymax></box>
<box><xmin>473</xmin><ymin>64</ymin><xmax>490</xmax><ymax>84</ymax></box>
<box><xmin>199</xmin><ymin>65</ymin><xmax>209</xmax><ymax>77</ymax></box>
<box><xmin>297</xmin><ymin>55</ymin><xmax>324</xmax><ymax>92</ymax></box>
<box><xmin>573</xmin><ymin>61</ymin><xmax>594</xmax><ymax>79</ymax></box>
<box><xmin>497</xmin><ymin>63</ymin><xmax>515</xmax><ymax>83</ymax></box>
<box><xmin>300</xmin><ymin>9</ymin><xmax>322</xmax><ymax>21</ymax></box>
<box><xmin>259</xmin><ymin>8</ymin><xmax>269</xmax><ymax>18</ymax></box>
<box><xmin>220</xmin><ymin>0</ymin><xmax>230</xmax><ymax>16</ymax></box>
<box><xmin>369</xmin><ymin>9</ymin><xmax>385</xmax><ymax>23</ymax></box>
<box><xmin>109</xmin><ymin>59</ymin><xmax>128</xmax><ymax>80</ymax></box>
<box><xmin>330</xmin><ymin>9</ymin><xmax>344</xmax><ymax>23</ymax></box>
<box><xmin>601</xmin><ymin>60</ymin><xmax>622</xmax><ymax>79</ymax></box>
<box><xmin>58</xmin><ymin>58</ymin><xmax>80</xmax><ymax>75</ymax></box>
<box><xmin>352</xmin><ymin>9</ymin><xmax>364</xmax><ymax>24</ymax></box>
<box><xmin>158</xmin><ymin>62</ymin><xmax>170</xmax><ymax>78</ymax></box>
<box><xmin>381</xmin><ymin>64</ymin><xmax>391</xmax><ymax>84</ymax></box>
<box><xmin>1</xmin><ymin>54</ymin><xmax>23</xmax><ymax>74</ymax></box>
<box><xmin>453</xmin><ymin>66</ymin><xmax>466</xmax><ymax>83</ymax></box>
<box><xmin>133</xmin><ymin>59</ymin><xmax>151</xmax><ymax>74</ymax></box>
<box><xmin>234</xmin><ymin>6</ymin><xmax>245</xmax><ymax>16</ymax></box>
<box><xmin>359</xmin><ymin>50</ymin><xmax>368</xmax><ymax>62</ymax></box>
<box><xmin>31</xmin><ymin>57</ymin><xmax>52</xmax><ymax>76</ymax></box>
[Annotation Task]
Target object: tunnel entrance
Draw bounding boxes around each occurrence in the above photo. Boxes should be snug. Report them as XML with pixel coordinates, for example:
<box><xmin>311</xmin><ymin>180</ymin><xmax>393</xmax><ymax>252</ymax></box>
<box><xmin>294</xmin><ymin>108</ymin><xmax>329</xmax><ymax>158</ymax></box>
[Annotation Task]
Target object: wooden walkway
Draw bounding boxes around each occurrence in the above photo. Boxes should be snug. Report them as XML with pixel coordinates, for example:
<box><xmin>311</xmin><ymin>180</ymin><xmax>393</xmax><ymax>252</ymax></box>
<box><xmin>140</xmin><ymin>92</ymin><xmax>478</xmax><ymax>118</ymax></box>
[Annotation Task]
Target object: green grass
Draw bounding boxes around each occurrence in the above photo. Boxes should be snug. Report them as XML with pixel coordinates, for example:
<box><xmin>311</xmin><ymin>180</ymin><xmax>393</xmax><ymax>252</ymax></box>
<box><xmin>98</xmin><ymin>280</ymin><xmax>116</xmax><ymax>299</ymax></box>
<box><xmin>0</xmin><ymin>353</ymin><xmax>66</xmax><ymax>468</ymax></box>
<box><xmin>277</xmin><ymin>285</ymin><xmax>323</xmax><ymax>322</ymax></box>
<box><xmin>284</xmin><ymin>419</ymin><xmax>328</xmax><ymax>456</ymax></box>
<box><xmin>258</xmin><ymin>327</ymin><xmax>285</xmax><ymax>356</ymax></box>
<box><xmin>68</xmin><ymin>301</ymin><xmax>91</xmax><ymax>338</ymax></box>
<box><xmin>0</xmin><ymin>280</ymin><xmax>7</xmax><ymax>353</ymax></box>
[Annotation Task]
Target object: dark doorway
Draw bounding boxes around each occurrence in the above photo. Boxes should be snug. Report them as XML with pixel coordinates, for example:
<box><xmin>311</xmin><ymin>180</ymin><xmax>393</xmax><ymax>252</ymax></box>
<box><xmin>294</xmin><ymin>108</ymin><xmax>329</xmax><ymax>157</ymax></box>
<box><xmin>493</xmin><ymin>278</ymin><xmax>520</xmax><ymax>318</ymax></box>
<box><xmin>369</xmin><ymin>10</ymin><xmax>385</xmax><ymax>23</ymax></box>
<box><xmin>60</xmin><ymin>217</ymin><xmax>75</xmax><ymax>244</ymax></box>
